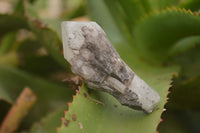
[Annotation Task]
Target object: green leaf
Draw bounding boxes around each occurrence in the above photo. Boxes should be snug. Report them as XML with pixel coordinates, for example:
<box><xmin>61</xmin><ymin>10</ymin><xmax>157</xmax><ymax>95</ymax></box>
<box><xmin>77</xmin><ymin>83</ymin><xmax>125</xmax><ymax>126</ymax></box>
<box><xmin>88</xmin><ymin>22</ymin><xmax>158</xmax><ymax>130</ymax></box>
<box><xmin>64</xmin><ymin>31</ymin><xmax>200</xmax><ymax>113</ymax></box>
<box><xmin>158</xmin><ymin>110</ymin><xmax>191</xmax><ymax>133</ymax></box>
<box><xmin>0</xmin><ymin>32</ymin><xmax>16</xmax><ymax>54</ymax></box>
<box><xmin>0</xmin><ymin>14</ymin><xmax>29</xmax><ymax>37</ymax></box>
<box><xmin>14</xmin><ymin>0</ymin><xmax>25</xmax><ymax>15</ymax></box>
<box><xmin>19</xmin><ymin>55</ymin><xmax>65</xmax><ymax>78</ymax></box>
<box><xmin>173</xmin><ymin>41</ymin><xmax>200</xmax><ymax>80</ymax></box>
<box><xmin>0</xmin><ymin>11</ymin><xmax>70</xmax><ymax>71</ymax></box>
<box><xmin>0</xmin><ymin>62</ymin><xmax>72</xmax><ymax>106</ymax></box>
<box><xmin>168</xmin><ymin>45</ymin><xmax>200</xmax><ymax>110</ymax></box>
<box><xmin>148</xmin><ymin>0</ymin><xmax>181</xmax><ymax>10</ymax></box>
<box><xmin>87</xmin><ymin>0</ymin><xmax>125</xmax><ymax>44</ymax></box>
<box><xmin>27</xmin><ymin>19</ymin><xmax>70</xmax><ymax>70</ymax></box>
<box><xmin>104</xmin><ymin>0</ymin><xmax>149</xmax><ymax>33</ymax></box>
<box><xmin>0</xmin><ymin>51</ymin><xmax>18</xmax><ymax>66</ymax></box>
<box><xmin>180</xmin><ymin>0</ymin><xmax>200</xmax><ymax>11</ymax></box>
<box><xmin>0</xmin><ymin>63</ymin><xmax>74</xmax><ymax>127</ymax></box>
<box><xmin>60</xmin><ymin>0</ymin><xmax>87</xmax><ymax>20</ymax></box>
<box><xmin>0</xmin><ymin>88</ymin><xmax>12</xmax><ymax>103</ymax></box>
<box><xmin>169</xmin><ymin>76</ymin><xmax>200</xmax><ymax>110</ymax></box>
<box><xmin>169</xmin><ymin>35</ymin><xmax>200</xmax><ymax>55</ymax></box>
<box><xmin>30</xmin><ymin>105</ymin><xmax>67</xmax><ymax>133</ymax></box>
<box><xmin>133</xmin><ymin>8</ymin><xmax>200</xmax><ymax>63</ymax></box>
<box><xmin>57</xmin><ymin>1</ymin><xmax>179</xmax><ymax>132</ymax></box>
<box><xmin>58</xmin><ymin>42</ymin><xmax>178</xmax><ymax>132</ymax></box>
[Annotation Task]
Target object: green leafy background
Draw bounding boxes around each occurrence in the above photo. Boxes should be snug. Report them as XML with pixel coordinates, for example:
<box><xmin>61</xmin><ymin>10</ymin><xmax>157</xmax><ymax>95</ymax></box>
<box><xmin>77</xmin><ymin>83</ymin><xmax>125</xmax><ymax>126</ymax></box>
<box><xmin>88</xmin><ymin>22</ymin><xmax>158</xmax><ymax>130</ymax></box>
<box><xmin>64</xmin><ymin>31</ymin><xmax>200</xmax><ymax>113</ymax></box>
<box><xmin>0</xmin><ymin>0</ymin><xmax>200</xmax><ymax>133</ymax></box>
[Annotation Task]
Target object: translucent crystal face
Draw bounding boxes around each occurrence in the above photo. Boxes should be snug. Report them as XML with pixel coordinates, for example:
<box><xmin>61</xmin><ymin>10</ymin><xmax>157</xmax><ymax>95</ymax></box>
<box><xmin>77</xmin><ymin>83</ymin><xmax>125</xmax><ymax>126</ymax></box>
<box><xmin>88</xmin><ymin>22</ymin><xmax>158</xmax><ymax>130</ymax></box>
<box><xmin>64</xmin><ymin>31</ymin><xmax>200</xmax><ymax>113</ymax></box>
<box><xmin>61</xmin><ymin>21</ymin><xmax>160</xmax><ymax>113</ymax></box>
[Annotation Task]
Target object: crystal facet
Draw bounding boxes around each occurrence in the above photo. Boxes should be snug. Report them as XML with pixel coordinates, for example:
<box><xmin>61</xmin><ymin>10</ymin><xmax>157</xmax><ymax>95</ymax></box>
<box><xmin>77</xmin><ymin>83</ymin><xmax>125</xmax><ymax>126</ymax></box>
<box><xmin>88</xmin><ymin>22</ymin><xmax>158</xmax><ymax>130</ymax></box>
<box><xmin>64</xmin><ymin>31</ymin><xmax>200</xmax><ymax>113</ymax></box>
<box><xmin>61</xmin><ymin>21</ymin><xmax>160</xmax><ymax>113</ymax></box>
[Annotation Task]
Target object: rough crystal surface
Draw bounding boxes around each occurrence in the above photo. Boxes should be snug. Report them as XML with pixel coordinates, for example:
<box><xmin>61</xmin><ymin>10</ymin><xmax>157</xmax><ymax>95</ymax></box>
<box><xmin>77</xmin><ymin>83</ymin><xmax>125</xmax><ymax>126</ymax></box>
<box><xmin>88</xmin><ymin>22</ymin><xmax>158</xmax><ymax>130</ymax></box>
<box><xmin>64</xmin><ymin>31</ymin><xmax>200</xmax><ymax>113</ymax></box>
<box><xmin>61</xmin><ymin>21</ymin><xmax>160</xmax><ymax>113</ymax></box>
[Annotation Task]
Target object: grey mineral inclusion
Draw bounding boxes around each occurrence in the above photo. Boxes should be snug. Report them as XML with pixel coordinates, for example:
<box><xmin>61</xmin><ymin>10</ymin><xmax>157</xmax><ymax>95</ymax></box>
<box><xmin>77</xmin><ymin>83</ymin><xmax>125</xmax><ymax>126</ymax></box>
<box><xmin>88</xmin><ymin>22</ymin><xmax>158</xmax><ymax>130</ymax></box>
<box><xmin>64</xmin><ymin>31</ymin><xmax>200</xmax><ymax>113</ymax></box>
<box><xmin>61</xmin><ymin>21</ymin><xmax>160</xmax><ymax>113</ymax></box>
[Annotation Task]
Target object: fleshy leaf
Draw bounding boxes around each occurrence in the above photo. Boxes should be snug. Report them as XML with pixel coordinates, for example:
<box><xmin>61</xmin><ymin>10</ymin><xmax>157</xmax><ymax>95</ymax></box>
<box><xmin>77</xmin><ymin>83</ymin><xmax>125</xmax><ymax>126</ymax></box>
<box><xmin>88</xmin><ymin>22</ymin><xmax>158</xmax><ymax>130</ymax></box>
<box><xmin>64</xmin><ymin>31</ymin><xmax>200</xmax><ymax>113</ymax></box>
<box><xmin>158</xmin><ymin>110</ymin><xmax>191</xmax><ymax>133</ymax></box>
<box><xmin>27</xmin><ymin>19</ymin><xmax>70</xmax><ymax>70</ymax></box>
<box><xmin>0</xmin><ymin>63</ymin><xmax>74</xmax><ymax>127</ymax></box>
<box><xmin>87</xmin><ymin>0</ymin><xmax>125</xmax><ymax>44</ymax></box>
<box><xmin>30</xmin><ymin>105</ymin><xmax>67</xmax><ymax>133</ymax></box>
<box><xmin>103</xmin><ymin>0</ymin><xmax>149</xmax><ymax>33</ymax></box>
<box><xmin>0</xmin><ymin>32</ymin><xmax>16</xmax><ymax>54</ymax></box>
<box><xmin>148</xmin><ymin>0</ymin><xmax>181</xmax><ymax>10</ymax></box>
<box><xmin>167</xmin><ymin>44</ymin><xmax>200</xmax><ymax>110</ymax></box>
<box><xmin>57</xmin><ymin>1</ymin><xmax>179</xmax><ymax>132</ymax></box>
<box><xmin>133</xmin><ymin>8</ymin><xmax>200</xmax><ymax>63</ymax></box>
<box><xmin>0</xmin><ymin>14</ymin><xmax>29</xmax><ymax>37</ymax></box>
<box><xmin>169</xmin><ymin>35</ymin><xmax>200</xmax><ymax>55</ymax></box>
<box><xmin>58</xmin><ymin>43</ymin><xmax>178</xmax><ymax>132</ymax></box>
<box><xmin>0</xmin><ymin>87</ymin><xmax>12</xmax><ymax>103</ymax></box>
<box><xmin>169</xmin><ymin>76</ymin><xmax>200</xmax><ymax>110</ymax></box>
<box><xmin>180</xmin><ymin>0</ymin><xmax>200</xmax><ymax>11</ymax></box>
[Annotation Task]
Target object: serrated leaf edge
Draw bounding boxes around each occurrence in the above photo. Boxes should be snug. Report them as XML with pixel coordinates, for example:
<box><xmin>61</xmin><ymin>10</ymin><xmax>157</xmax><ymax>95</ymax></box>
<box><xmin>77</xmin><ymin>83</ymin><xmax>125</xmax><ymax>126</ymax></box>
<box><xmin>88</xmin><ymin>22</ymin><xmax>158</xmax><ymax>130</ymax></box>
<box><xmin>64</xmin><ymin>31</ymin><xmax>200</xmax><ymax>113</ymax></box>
<box><xmin>135</xmin><ymin>7</ymin><xmax>194</xmax><ymax>26</ymax></box>
<box><xmin>56</xmin><ymin>85</ymin><xmax>82</xmax><ymax>132</ymax></box>
<box><xmin>156</xmin><ymin>72</ymin><xmax>178</xmax><ymax>133</ymax></box>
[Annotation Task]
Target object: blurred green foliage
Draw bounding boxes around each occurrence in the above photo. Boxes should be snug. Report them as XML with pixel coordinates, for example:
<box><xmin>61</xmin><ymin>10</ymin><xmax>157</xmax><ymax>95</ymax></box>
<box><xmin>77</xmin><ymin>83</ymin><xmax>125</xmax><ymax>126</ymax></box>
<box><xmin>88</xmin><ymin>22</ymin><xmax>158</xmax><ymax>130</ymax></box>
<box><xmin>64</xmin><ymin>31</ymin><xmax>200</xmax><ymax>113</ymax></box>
<box><xmin>0</xmin><ymin>0</ymin><xmax>200</xmax><ymax>133</ymax></box>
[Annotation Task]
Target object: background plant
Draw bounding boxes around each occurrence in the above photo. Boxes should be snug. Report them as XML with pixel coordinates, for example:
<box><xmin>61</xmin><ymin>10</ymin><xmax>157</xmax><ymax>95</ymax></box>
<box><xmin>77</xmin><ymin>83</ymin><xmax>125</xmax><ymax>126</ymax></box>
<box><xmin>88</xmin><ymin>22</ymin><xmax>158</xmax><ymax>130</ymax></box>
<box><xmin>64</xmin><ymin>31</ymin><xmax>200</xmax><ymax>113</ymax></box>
<box><xmin>0</xmin><ymin>0</ymin><xmax>200</xmax><ymax>133</ymax></box>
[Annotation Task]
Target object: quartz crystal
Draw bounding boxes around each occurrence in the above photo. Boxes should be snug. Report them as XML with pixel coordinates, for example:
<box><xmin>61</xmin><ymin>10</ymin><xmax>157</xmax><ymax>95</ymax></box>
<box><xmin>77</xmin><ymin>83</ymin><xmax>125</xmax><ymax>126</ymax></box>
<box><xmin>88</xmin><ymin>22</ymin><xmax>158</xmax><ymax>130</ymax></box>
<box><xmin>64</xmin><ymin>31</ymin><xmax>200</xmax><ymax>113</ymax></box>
<box><xmin>61</xmin><ymin>21</ymin><xmax>160</xmax><ymax>113</ymax></box>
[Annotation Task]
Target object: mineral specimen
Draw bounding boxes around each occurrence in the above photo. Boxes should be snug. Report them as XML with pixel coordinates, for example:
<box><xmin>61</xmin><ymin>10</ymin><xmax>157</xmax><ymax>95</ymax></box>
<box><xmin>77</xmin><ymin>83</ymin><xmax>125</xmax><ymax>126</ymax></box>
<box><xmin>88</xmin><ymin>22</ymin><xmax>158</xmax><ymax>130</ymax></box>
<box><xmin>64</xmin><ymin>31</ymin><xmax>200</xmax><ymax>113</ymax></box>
<box><xmin>61</xmin><ymin>21</ymin><xmax>160</xmax><ymax>113</ymax></box>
